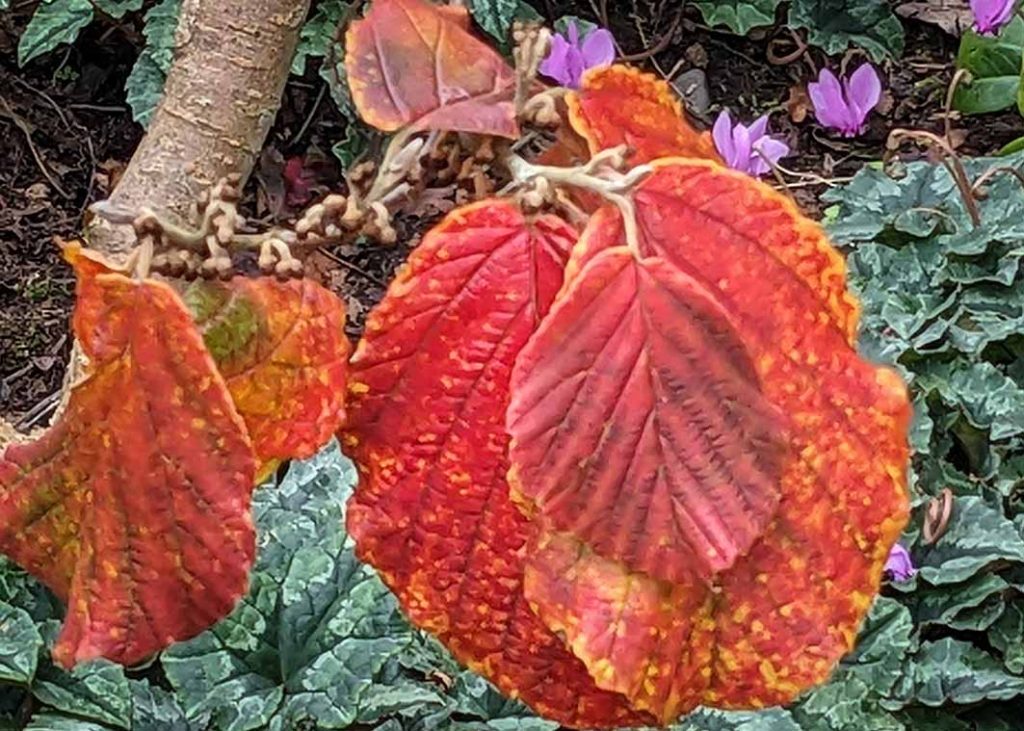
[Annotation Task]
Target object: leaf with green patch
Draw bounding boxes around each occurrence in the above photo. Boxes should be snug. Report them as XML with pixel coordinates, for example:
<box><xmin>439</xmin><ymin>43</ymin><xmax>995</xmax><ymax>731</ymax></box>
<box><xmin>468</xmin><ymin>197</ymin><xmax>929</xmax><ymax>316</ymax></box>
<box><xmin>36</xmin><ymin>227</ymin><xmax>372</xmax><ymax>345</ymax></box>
<box><xmin>999</xmin><ymin>134</ymin><xmax>1024</xmax><ymax>155</ymax></box>
<box><xmin>693</xmin><ymin>0</ymin><xmax>783</xmax><ymax>34</ymax></box>
<box><xmin>793</xmin><ymin>678</ymin><xmax>906</xmax><ymax>731</ymax></box>
<box><xmin>0</xmin><ymin>602</ymin><xmax>41</xmax><ymax>685</ymax></box>
<box><xmin>94</xmin><ymin>0</ymin><xmax>143</xmax><ymax>16</ymax></box>
<box><xmin>468</xmin><ymin>0</ymin><xmax>541</xmax><ymax>44</ymax></box>
<box><xmin>840</xmin><ymin>597</ymin><xmax>914</xmax><ymax>695</ymax></box>
<box><xmin>23</xmin><ymin>715</ymin><xmax>109</xmax><ymax>731</ymax></box>
<box><xmin>989</xmin><ymin>601</ymin><xmax>1024</xmax><ymax>673</ymax></box>
<box><xmin>914</xmin><ymin>573</ymin><xmax>1008</xmax><ymax>630</ymax></box>
<box><xmin>130</xmin><ymin>681</ymin><xmax>193</xmax><ymax>731</ymax></box>
<box><xmin>554</xmin><ymin>15</ymin><xmax>598</xmax><ymax>36</ymax></box>
<box><xmin>672</xmin><ymin>707</ymin><xmax>802</xmax><ymax>730</ymax></box>
<box><xmin>18</xmin><ymin>0</ymin><xmax>94</xmax><ymax>66</ymax></box>
<box><xmin>915</xmin><ymin>361</ymin><xmax>1024</xmax><ymax>441</ymax></box>
<box><xmin>125</xmin><ymin>0</ymin><xmax>181</xmax><ymax>126</ymax></box>
<box><xmin>448</xmin><ymin>673</ymin><xmax>558</xmax><ymax>731</ymax></box>
<box><xmin>0</xmin><ymin>557</ymin><xmax>57</xmax><ymax>625</ymax></box>
<box><xmin>788</xmin><ymin>0</ymin><xmax>905</xmax><ymax>60</ymax></box>
<box><xmin>318</xmin><ymin>24</ymin><xmax>373</xmax><ymax>168</ymax></box>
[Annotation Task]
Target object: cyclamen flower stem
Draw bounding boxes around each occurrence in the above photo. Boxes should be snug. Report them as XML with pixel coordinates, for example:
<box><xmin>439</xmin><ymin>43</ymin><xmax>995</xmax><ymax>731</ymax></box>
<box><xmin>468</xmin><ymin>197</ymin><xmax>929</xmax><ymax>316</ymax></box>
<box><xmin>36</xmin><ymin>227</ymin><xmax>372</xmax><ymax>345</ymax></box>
<box><xmin>888</xmin><ymin>128</ymin><xmax>981</xmax><ymax>227</ymax></box>
<box><xmin>753</xmin><ymin>148</ymin><xmax>798</xmax><ymax>203</ymax></box>
<box><xmin>970</xmin><ymin>165</ymin><xmax>1024</xmax><ymax>197</ymax></box>
<box><xmin>944</xmin><ymin>69</ymin><xmax>971</xmax><ymax>148</ymax></box>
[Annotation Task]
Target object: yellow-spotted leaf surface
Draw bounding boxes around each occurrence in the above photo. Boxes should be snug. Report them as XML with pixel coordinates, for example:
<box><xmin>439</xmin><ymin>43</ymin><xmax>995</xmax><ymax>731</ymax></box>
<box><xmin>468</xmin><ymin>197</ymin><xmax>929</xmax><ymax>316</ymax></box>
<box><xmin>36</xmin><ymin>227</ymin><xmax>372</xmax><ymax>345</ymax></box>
<box><xmin>185</xmin><ymin>277</ymin><xmax>350</xmax><ymax>472</ymax></box>
<box><xmin>567</xmin><ymin>65</ymin><xmax>722</xmax><ymax>165</ymax></box>
<box><xmin>0</xmin><ymin>244</ymin><xmax>256</xmax><ymax>668</ymax></box>
<box><xmin>508</xmin><ymin>160</ymin><xmax>910</xmax><ymax>723</ymax></box>
<box><xmin>342</xmin><ymin>200</ymin><xmax>653</xmax><ymax>729</ymax></box>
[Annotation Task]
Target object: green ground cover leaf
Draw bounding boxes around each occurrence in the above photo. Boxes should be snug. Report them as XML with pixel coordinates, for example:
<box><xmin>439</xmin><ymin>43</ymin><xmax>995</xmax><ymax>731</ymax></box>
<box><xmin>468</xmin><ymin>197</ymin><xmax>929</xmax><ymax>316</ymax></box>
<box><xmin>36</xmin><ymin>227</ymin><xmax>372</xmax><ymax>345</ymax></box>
<box><xmin>693</xmin><ymin>0</ymin><xmax>783</xmax><ymax>34</ymax></box>
<box><xmin>125</xmin><ymin>0</ymin><xmax>181</xmax><ymax>126</ymax></box>
<box><xmin>788</xmin><ymin>0</ymin><xmax>905</xmax><ymax>60</ymax></box>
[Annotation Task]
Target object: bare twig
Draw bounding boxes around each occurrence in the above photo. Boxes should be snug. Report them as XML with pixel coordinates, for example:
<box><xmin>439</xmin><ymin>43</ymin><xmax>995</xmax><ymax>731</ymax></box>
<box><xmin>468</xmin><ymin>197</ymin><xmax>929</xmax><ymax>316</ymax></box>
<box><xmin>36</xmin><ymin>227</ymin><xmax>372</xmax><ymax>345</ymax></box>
<box><xmin>316</xmin><ymin>247</ymin><xmax>387</xmax><ymax>287</ymax></box>
<box><xmin>970</xmin><ymin>165</ymin><xmax>1024</xmax><ymax>197</ymax></box>
<box><xmin>506</xmin><ymin>145</ymin><xmax>653</xmax><ymax>254</ymax></box>
<box><xmin>290</xmin><ymin>83</ymin><xmax>327</xmax><ymax>145</ymax></box>
<box><xmin>0</xmin><ymin>95</ymin><xmax>72</xmax><ymax>198</ymax></box>
<box><xmin>619</xmin><ymin>6</ymin><xmax>683</xmax><ymax>63</ymax></box>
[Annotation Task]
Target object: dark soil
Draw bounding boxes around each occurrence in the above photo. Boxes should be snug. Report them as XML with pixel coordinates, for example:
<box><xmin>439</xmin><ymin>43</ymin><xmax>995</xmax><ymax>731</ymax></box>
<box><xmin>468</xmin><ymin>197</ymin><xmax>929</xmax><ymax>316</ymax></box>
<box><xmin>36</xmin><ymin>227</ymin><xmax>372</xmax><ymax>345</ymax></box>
<box><xmin>2</xmin><ymin>0</ymin><xmax>1022</xmax><ymax>426</ymax></box>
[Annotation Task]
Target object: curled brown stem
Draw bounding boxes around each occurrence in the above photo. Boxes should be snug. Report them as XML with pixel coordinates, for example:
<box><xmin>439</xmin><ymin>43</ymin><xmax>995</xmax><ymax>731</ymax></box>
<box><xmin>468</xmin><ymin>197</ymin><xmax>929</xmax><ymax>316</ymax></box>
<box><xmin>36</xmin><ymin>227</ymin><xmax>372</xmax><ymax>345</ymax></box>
<box><xmin>887</xmin><ymin>128</ymin><xmax>981</xmax><ymax>227</ymax></box>
<box><xmin>944</xmin><ymin>68</ymin><xmax>969</xmax><ymax>149</ymax></box>
<box><xmin>766</xmin><ymin>29</ymin><xmax>809</xmax><ymax>67</ymax></box>
<box><xmin>970</xmin><ymin>165</ymin><xmax>1024</xmax><ymax>198</ymax></box>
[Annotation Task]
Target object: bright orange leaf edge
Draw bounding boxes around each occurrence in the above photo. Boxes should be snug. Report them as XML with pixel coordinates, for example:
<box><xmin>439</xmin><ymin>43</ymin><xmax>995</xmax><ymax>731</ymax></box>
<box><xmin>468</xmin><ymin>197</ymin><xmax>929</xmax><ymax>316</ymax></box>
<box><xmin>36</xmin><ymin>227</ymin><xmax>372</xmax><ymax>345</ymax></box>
<box><xmin>343</xmin><ymin>199</ymin><xmax>654</xmax><ymax>728</ymax></box>
<box><xmin>567</xmin><ymin>65</ymin><xmax>722</xmax><ymax>165</ymax></box>
<box><xmin>0</xmin><ymin>244</ymin><xmax>350</xmax><ymax>668</ymax></box>
<box><xmin>508</xmin><ymin>160</ymin><xmax>910</xmax><ymax>723</ymax></box>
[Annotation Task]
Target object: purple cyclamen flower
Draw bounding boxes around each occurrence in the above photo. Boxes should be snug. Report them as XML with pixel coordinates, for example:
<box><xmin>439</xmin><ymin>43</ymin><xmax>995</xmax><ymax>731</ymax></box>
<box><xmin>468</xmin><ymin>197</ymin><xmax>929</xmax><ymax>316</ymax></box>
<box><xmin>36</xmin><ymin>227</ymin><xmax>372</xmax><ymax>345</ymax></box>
<box><xmin>807</xmin><ymin>64</ymin><xmax>882</xmax><ymax>138</ymax></box>
<box><xmin>711</xmin><ymin>111</ymin><xmax>791</xmax><ymax>177</ymax></box>
<box><xmin>884</xmin><ymin>544</ymin><xmax>916</xmax><ymax>582</ymax></box>
<box><xmin>970</xmin><ymin>0</ymin><xmax>1016</xmax><ymax>35</ymax></box>
<box><xmin>539</xmin><ymin>21</ymin><xmax>616</xmax><ymax>89</ymax></box>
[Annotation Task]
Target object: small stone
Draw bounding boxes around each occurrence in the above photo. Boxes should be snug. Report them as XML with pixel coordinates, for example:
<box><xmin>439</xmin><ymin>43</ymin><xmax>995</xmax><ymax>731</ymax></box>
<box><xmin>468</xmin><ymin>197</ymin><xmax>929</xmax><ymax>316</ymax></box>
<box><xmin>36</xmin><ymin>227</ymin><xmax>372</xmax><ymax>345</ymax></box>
<box><xmin>673</xmin><ymin>69</ymin><xmax>711</xmax><ymax>117</ymax></box>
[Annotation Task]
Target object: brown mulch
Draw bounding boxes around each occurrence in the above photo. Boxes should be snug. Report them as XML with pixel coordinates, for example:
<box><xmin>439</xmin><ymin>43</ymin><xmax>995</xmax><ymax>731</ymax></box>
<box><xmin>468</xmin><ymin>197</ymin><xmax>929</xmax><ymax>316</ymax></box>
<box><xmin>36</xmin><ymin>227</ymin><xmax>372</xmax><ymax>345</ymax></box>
<box><xmin>1</xmin><ymin>0</ymin><xmax>1022</xmax><ymax>425</ymax></box>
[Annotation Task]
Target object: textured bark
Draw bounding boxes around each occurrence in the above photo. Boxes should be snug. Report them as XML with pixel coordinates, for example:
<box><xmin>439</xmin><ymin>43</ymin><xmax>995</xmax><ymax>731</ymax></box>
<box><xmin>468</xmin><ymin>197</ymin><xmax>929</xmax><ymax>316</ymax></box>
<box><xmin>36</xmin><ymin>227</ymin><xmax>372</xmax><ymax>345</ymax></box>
<box><xmin>45</xmin><ymin>0</ymin><xmax>309</xmax><ymax>428</ymax></box>
<box><xmin>85</xmin><ymin>0</ymin><xmax>309</xmax><ymax>260</ymax></box>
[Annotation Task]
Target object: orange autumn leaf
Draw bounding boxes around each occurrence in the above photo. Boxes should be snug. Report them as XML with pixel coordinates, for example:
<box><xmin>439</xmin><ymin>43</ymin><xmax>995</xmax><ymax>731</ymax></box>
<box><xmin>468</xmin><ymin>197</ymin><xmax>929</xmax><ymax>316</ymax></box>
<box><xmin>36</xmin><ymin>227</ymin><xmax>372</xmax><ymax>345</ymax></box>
<box><xmin>506</xmin><ymin>247</ymin><xmax>790</xmax><ymax>583</ymax></box>
<box><xmin>346</xmin><ymin>0</ymin><xmax>519</xmax><ymax>138</ymax></box>
<box><xmin>185</xmin><ymin>277</ymin><xmax>350</xmax><ymax>470</ymax></box>
<box><xmin>507</xmin><ymin>160</ymin><xmax>910</xmax><ymax>723</ymax></box>
<box><xmin>342</xmin><ymin>200</ymin><xmax>652</xmax><ymax>729</ymax></box>
<box><xmin>0</xmin><ymin>244</ymin><xmax>256</xmax><ymax>668</ymax></box>
<box><xmin>567</xmin><ymin>65</ymin><xmax>721</xmax><ymax>165</ymax></box>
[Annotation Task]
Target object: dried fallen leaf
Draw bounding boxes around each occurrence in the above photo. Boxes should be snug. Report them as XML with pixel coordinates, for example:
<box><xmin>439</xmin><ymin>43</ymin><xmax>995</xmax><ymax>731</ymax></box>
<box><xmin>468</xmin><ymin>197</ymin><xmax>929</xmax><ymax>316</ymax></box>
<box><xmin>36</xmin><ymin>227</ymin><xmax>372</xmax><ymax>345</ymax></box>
<box><xmin>0</xmin><ymin>244</ymin><xmax>256</xmax><ymax>668</ymax></box>
<box><xmin>346</xmin><ymin>0</ymin><xmax>519</xmax><ymax>137</ymax></box>
<box><xmin>896</xmin><ymin>0</ymin><xmax>972</xmax><ymax>36</ymax></box>
<box><xmin>785</xmin><ymin>82</ymin><xmax>812</xmax><ymax>123</ymax></box>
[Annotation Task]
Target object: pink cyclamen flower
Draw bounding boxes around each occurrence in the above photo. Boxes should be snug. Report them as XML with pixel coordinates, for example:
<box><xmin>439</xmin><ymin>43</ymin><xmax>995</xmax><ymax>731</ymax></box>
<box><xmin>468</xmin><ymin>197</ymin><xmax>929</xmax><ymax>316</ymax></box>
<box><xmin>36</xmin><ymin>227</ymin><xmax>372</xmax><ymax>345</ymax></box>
<box><xmin>711</xmin><ymin>111</ymin><xmax>791</xmax><ymax>177</ymax></box>
<box><xmin>884</xmin><ymin>543</ymin><xmax>916</xmax><ymax>582</ymax></box>
<box><xmin>970</xmin><ymin>0</ymin><xmax>1016</xmax><ymax>35</ymax></box>
<box><xmin>539</xmin><ymin>21</ymin><xmax>616</xmax><ymax>89</ymax></box>
<box><xmin>808</xmin><ymin>64</ymin><xmax>882</xmax><ymax>138</ymax></box>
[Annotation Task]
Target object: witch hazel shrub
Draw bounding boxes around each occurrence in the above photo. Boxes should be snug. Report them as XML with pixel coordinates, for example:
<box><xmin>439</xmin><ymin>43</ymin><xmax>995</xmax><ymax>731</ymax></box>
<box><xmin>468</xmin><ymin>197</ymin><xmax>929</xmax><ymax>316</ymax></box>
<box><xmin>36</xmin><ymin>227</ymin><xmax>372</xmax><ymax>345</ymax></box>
<box><xmin>0</xmin><ymin>1</ymin><xmax>914</xmax><ymax>728</ymax></box>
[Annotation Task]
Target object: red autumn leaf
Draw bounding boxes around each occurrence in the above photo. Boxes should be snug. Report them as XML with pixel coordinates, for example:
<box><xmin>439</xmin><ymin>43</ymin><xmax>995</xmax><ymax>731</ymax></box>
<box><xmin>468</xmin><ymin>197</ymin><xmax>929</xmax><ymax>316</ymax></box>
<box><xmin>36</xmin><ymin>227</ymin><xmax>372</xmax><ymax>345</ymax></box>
<box><xmin>508</xmin><ymin>161</ymin><xmax>910</xmax><ymax>723</ymax></box>
<box><xmin>342</xmin><ymin>201</ymin><xmax>652</xmax><ymax>728</ymax></box>
<box><xmin>567</xmin><ymin>65</ymin><xmax>721</xmax><ymax>165</ymax></box>
<box><xmin>0</xmin><ymin>244</ymin><xmax>256</xmax><ymax>668</ymax></box>
<box><xmin>507</xmin><ymin>247</ymin><xmax>790</xmax><ymax>583</ymax></box>
<box><xmin>185</xmin><ymin>277</ymin><xmax>350</xmax><ymax>470</ymax></box>
<box><xmin>345</xmin><ymin>0</ymin><xmax>519</xmax><ymax>138</ymax></box>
